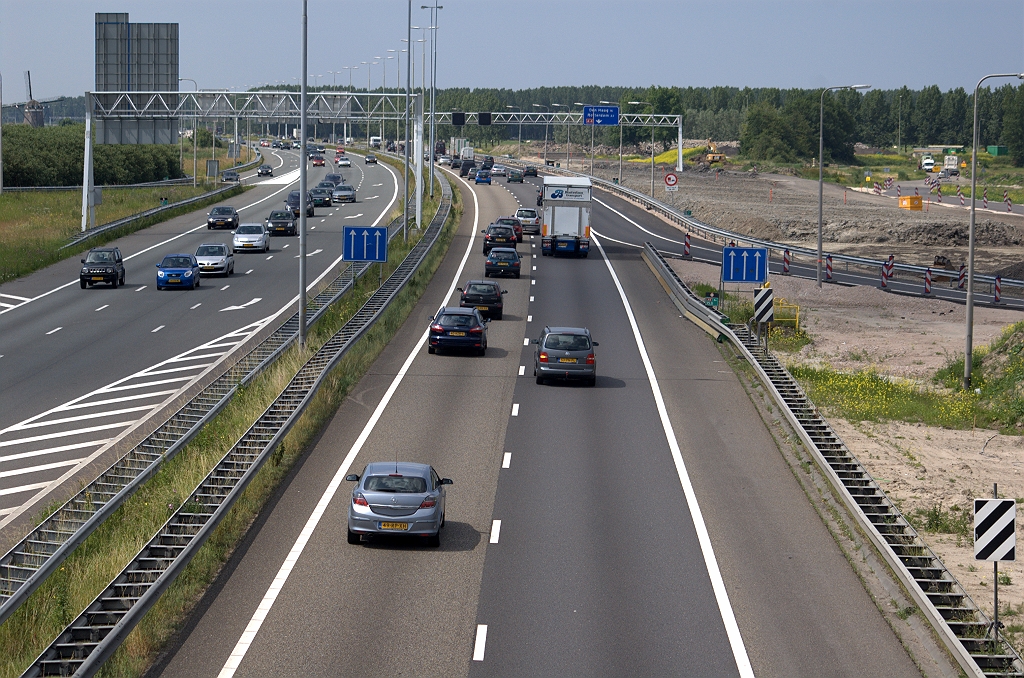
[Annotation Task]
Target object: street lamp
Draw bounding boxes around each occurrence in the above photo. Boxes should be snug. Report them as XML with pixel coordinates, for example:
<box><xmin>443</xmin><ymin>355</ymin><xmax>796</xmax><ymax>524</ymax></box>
<box><xmin>299</xmin><ymin>0</ymin><xmax>309</xmax><ymax>349</ymax></box>
<box><xmin>552</xmin><ymin>103</ymin><xmax>568</xmax><ymax>167</ymax></box>
<box><xmin>629</xmin><ymin>100</ymin><xmax>655</xmax><ymax>197</ymax></box>
<box><xmin>817</xmin><ymin>84</ymin><xmax>870</xmax><ymax>288</ymax></box>
<box><xmin>507</xmin><ymin>105</ymin><xmax>522</xmax><ymax>159</ymax></box>
<box><xmin>964</xmin><ymin>72</ymin><xmax>1024</xmax><ymax>389</ymax></box>
<box><xmin>422</xmin><ymin>3</ymin><xmax>442</xmax><ymax>198</ymax></box>
<box><xmin>361</xmin><ymin>61</ymin><xmax>377</xmax><ymax>147</ymax></box>
<box><xmin>533</xmin><ymin>104</ymin><xmax>549</xmax><ymax>164</ymax></box>
<box><xmin>179</xmin><ymin>78</ymin><xmax>199</xmax><ymax>187</ymax></box>
<box><xmin>600</xmin><ymin>100</ymin><xmax>620</xmax><ymax>183</ymax></box>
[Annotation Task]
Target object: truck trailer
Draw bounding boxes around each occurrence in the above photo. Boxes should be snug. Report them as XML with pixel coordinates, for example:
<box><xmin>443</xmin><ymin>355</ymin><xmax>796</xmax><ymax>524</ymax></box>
<box><xmin>541</xmin><ymin>176</ymin><xmax>592</xmax><ymax>257</ymax></box>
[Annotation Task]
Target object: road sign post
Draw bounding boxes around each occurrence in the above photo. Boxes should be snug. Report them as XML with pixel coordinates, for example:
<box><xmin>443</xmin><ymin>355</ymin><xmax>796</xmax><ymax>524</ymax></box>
<box><xmin>343</xmin><ymin>226</ymin><xmax>388</xmax><ymax>264</ymax></box>
<box><xmin>665</xmin><ymin>172</ymin><xmax>678</xmax><ymax>192</ymax></box>
<box><xmin>720</xmin><ymin>246</ymin><xmax>768</xmax><ymax>284</ymax></box>
<box><xmin>975</xmin><ymin>485</ymin><xmax>1016</xmax><ymax>642</ymax></box>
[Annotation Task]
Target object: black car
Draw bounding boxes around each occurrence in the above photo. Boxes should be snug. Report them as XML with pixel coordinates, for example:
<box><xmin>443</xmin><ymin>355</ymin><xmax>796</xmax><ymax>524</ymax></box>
<box><xmin>316</xmin><ymin>180</ymin><xmax>337</xmax><ymax>191</ymax></box>
<box><xmin>257</xmin><ymin>164</ymin><xmax>274</xmax><ymax>176</ymax></box>
<box><xmin>427</xmin><ymin>307</ymin><xmax>489</xmax><ymax>355</ymax></box>
<box><xmin>324</xmin><ymin>173</ymin><xmax>344</xmax><ymax>186</ymax></box>
<box><xmin>265</xmin><ymin>210</ymin><xmax>297</xmax><ymax>236</ymax></box>
<box><xmin>482</xmin><ymin>224</ymin><xmax>516</xmax><ymax>253</ymax></box>
<box><xmin>481</xmin><ymin>156</ymin><xmax>494</xmax><ymax>171</ymax></box>
<box><xmin>285</xmin><ymin>190</ymin><xmax>315</xmax><ymax>218</ymax></box>
<box><xmin>523</xmin><ymin>166</ymin><xmax>538</xmax><ymax>177</ymax></box>
<box><xmin>459</xmin><ymin>160</ymin><xmax>476</xmax><ymax>177</ymax></box>
<box><xmin>365</xmin><ymin>154</ymin><xmax>378</xmax><ymax>164</ymax></box>
<box><xmin>271</xmin><ymin>140</ymin><xmax>282</xmax><ymax>149</ymax></box>
<box><xmin>458</xmin><ymin>280</ymin><xmax>507</xmax><ymax>319</ymax></box>
<box><xmin>221</xmin><ymin>170</ymin><xmax>240</xmax><ymax>182</ymax></box>
<box><xmin>207</xmin><ymin>205</ymin><xmax>239</xmax><ymax>230</ymax></box>
<box><xmin>281</xmin><ymin>141</ymin><xmax>293</xmax><ymax>150</ymax></box>
<box><xmin>310</xmin><ymin>188</ymin><xmax>332</xmax><ymax>207</ymax></box>
<box><xmin>451</xmin><ymin>158</ymin><xmax>463</xmax><ymax>170</ymax></box>
<box><xmin>80</xmin><ymin>247</ymin><xmax>125</xmax><ymax>289</ymax></box>
<box><xmin>484</xmin><ymin>247</ymin><xmax>521</xmax><ymax>278</ymax></box>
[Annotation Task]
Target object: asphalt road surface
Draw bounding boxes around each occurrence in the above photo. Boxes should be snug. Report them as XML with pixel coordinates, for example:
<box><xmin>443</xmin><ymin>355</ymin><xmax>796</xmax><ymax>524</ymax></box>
<box><xmin>0</xmin><ymin>149</ymin><xmax>400</xmax><ymax>529</ymax></box>
<box><xmin>149</xmin><ymin>171</ymin><xmax>922</xmax><ymax>677</ymax></box>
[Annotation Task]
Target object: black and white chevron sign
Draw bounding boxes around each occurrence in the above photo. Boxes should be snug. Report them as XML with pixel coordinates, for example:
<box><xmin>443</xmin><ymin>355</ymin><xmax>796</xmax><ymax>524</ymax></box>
<box><xmin>975</xmin><ymin>499</ymin><xmax>1016</xmax><ymax>561</ymax></box>
<box><xmin>753</xmin><ymin>287</ymin><xmax>774</xmax><ymax>323</ymax></box>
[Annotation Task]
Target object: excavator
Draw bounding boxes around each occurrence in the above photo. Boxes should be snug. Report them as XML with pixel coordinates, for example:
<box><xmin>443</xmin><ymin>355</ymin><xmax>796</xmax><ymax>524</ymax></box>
<box><xmin>692</xmin><ymin>139</ymin><xmax>725</xmax><ymax>170</ymax></box>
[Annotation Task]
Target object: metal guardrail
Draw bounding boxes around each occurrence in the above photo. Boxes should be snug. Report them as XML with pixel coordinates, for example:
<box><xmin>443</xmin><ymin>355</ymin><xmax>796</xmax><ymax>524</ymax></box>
<box><xmin>507</xmin><ymin>158</ymin><xmax>1024</xmax><ymax>292</ymax></box>
<box><xmin>641</xmin><ymin>241</ymin><xmax>1024</xmax><ymax>678</ymax></box>
<box><xmin>3</xmin><ymin>178</ymin><xmax>196</xmax><ymax>192</ymax></box>
<box><xmin>0</xmin><ymin>204</ymin><xmax>411</xmax><ymax>628</ymax></box>
<box><xmin>19</xmin><ymin>172</ymin><xmax>452</xmax><ymax>676</ymax></box>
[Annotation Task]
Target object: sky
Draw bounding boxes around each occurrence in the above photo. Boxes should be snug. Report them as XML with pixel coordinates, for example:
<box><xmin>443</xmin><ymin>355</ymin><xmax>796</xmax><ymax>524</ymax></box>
<box><xmin>1</xmin><ymin>0</ymin><xmax>1023</xmax><ymax>102</ymax></box>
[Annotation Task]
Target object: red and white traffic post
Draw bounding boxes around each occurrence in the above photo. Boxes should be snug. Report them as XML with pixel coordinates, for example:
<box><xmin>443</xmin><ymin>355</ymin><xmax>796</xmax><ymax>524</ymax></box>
<box><xmin>825</xmin><ymin>254</ymin><xmax>833</xmax><ymax>281</ymax></box>
<box><xmin>683</xmin><ymin>232</ymin><xmax>691</xmax><ymax>258</ymax></box>
<box><xmin>783</xmin><ymin>248</ymin><xmax>790</xmax><ymax>274</ymax></box>
<box><xmin>924</xmin><ymin>267</ymin><xmax>933</xmax><ymax>295</ymax></box>
<box><xmin>995</xmin><ymin>276</ymin><xmax>1002</xmax><ymax>303</ymax></box>
<box><xmin>958</xmin><ymin>264</ymin><xmax>966</xmax><ymax>290</ymax></box>
<box><xmin>880</xmin><ymin>266</ymin><xmax>887</xmax><ymax>289</ymax></box>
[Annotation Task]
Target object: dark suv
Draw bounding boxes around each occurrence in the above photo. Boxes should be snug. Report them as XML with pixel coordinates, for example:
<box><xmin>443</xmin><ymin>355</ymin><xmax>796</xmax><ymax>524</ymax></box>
<box><xmin>481</xmin><ymin>224</ymin><xmax>516</xmax><ymax>254</ymax></box>
<box><xmin>80</xmin><ymin>247</ymin><xmax>125</xmax><ymax>289</ymax></box>
<box><xmin>459</xmin><ymin>160</ymin><xmax>476</xmax><ymax>177</ymax></box>
<box><xmin>285</xmin><ymin>190</ymin><xmax>315</xmax><ymax>218</ymax></box>
<box><xmin>207</xmin><ymin>206</ymin><xmax>239</xmax><ymax>230</ymax></box>
<box><xmin>532</xmin><ymin>326</ymin><xmax>599</xmax><ymax>386</ymax></box>
<box><xmin>265</xmin><ymin>210</ymin><xmax>297</xmax><ymax>236</ymax></box>
<box><xmin>458</xmin><ymin>280</ymin><xmax>507</xmax><ymax>319</ymax></box>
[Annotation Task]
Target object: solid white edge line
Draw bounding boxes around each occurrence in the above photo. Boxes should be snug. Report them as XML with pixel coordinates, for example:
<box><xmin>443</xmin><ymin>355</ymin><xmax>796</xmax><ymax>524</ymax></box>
<box><xmin>592</xmin><ymin>233</ymin><xmax>754</xmax><ymax>678</ymax></box>
<box><xmin>489</xmin><ymin>519</ymin><xmax>501</xmax><ymax>544</ymax></box>
<box><xmin>473</xmin><ymin>624</ymin><xmax>488</xmax><ymax>661</ymax></box>
<box><xmin>593</xmin><ymin>197</ymin><xmax>687</xmax><ymax>247</ymax></box>
<box><xmin>217</xmin><ymin>165</ymin><xmax>479</xmax><ymax>678</ymax></box>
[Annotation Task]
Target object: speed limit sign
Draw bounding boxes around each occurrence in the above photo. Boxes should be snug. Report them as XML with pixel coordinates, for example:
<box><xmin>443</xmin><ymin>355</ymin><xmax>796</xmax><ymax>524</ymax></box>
<box><xmin>665</xmin><ymin>172</ymin><xmax>678</xmax><ymax>191</ymax></box>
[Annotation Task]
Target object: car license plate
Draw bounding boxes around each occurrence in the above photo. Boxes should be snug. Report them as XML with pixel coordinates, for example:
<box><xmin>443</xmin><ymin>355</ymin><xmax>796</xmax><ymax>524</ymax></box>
<box><xmin>215</xmin><ymin>221</ymin><xmax>225</xmax><ymax>225</ymax></box>
<box><xmin>243</xmin><ymin>243</ymin><xmax>254</xmax><ymax>248</ymax></box>
<box><xmin>203</xmin><ymin>266</ymin><xmax>215</xmax><ymax>271</ymax></box>
<box><xmin>559</xmin><ymin>357</ymin><xmax>577</xmax><ymax>363</ymax></box>
<box><xmin>498</xmin><ymin>262</ymin><xmax>508</xmax><ymax>266</ymax></box>
<box><xmin>380</xmin><ymin>522</ymin><xmax>408</xmax><ymax>531</ymax></box>
<box><xmin>91</xmin><ymin>276</ymin><xmax>104</xmax><ymax>281</ymax></box>
<box><xmin>495</xmin><ymin>238</ymin><xmax>505</xmax><ymax>242</ymax></box>
<box><xmin>557</xmin><ymin>242</ymin><xmax>570</xmax><ymax>249</ymax></box>
<box><xmin>476</xmin><ymin>306</ymin><xmax>488</xmax><ymax>311</ymax></box>
<box><xmin>169</xmin><ymin>278</ymin><xmax>181</xmax><ymax>283</ymax></box>
<box><xmin>449</xmin><ymin>331</ymin><xmax>466</xmax><ymax>336</ymax></box>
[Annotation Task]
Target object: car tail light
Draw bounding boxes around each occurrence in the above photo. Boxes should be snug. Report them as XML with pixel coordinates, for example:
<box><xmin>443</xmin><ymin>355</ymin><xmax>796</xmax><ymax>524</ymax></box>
<box><xmin>419</xmin><ymin>497</ymin><xmax>437</xmax><ymax>508</ymax></box>
<box><xmin>485</xmin><ymin>234</ymin><xmax>492</xmax><ymax>240</ymax></box>
<box><xmin>353</xmin><ymin>493</ymin><xmax>368</xmax><ymax>506</ymax></box>
<box><xmin>539</xmin><ymin>351</ymin><xmax>548</xmax><ymax>363</ymax></box>
<box><xmin>586</xmin><ymin>353</ymin><xmax>595</xmax><ymax>365</ymax></box>
<box><xmin>430</xmin><ymin>323</ymin><xmax>445</xmax><ymax>333</ymax></box>
<box><xmin>470</xmin><ymin>326</ymin><xmax>484</xmax><ymax>334</ymax></box>
<box><xmin>513</xmin><ymin>261</ymin><xmax>520</xmax><ymax>267</ymax></box>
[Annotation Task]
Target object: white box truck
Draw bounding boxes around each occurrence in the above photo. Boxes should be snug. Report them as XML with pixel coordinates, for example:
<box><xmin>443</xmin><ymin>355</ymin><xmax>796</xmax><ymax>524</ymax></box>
<box><xmin>943</xmin><ymin>154</ymin><xmax>960</xmax><ymax>176</ymax></box>
<box><xmin>461</xmin><ymin>146</ymin><xmax>475</xmax><ymax>161</ymax></box>
<box><xmin>541</xmin><ymin>176</ymin><xmax>592</xmax><ymax>257</ymax></box>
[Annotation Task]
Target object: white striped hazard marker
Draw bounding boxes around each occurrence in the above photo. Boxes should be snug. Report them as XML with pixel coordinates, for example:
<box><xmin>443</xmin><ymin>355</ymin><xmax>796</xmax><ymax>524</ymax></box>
<box><xmin>753</xmin><ymin>286</ymin><xmax>774</xmax><ymax>323</ymax></box>
<box><xmin>975</xmin><ymin>498</ymin><xmax>1016</xmax><ymax>561</ymax></box>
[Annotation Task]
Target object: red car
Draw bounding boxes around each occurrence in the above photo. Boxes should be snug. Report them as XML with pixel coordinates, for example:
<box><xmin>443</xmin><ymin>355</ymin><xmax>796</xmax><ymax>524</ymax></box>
<box><xmin>312</xmin><ymin>155</ymin><xmax>325</xmax><ymax>167</ymax></box>
<box><xmin>336</xmin><ymin>147</ymin><xmax>345</xmax><ymax>155</ymax></box>
<box><xmin>494</xmin><ymin>216</ymin><xmax>523</xmax><ymax>245</ymax></box>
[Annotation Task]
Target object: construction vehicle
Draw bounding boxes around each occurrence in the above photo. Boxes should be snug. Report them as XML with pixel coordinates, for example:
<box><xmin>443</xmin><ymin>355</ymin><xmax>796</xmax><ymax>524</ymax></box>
<box><xmin>705</xmin><ymin>139</ymin><xmax>725</xmax><ymax>164</ymax></box>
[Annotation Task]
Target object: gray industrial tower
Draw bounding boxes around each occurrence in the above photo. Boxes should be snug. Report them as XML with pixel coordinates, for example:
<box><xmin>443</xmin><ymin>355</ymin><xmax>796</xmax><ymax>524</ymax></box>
<box><xmin>94</xmin><ymin>12</ymin><xmax>178</xmax><ymax>143</ymax></box>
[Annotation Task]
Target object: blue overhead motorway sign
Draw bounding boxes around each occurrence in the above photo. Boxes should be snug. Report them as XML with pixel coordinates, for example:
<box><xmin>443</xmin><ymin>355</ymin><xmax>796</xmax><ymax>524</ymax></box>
<box><xmin>343</xmin><ymin>226</ymin><xmax>388</xmax><ymax>263</ymax></box>
<box><xmin>721</xmin><ymin>246</ymin><xmax>768</xmax><ymax>284</ymax></box>
<box><xmin>583</xmin><ymin>105</ymin><xmax>619</xmax><ymax>126</ymax></box>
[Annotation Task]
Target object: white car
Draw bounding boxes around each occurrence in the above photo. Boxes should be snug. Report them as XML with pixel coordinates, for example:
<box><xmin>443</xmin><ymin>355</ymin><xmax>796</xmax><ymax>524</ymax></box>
<box><xmin>195</xmin><ymin>242</ymin><xmax>234</xmax><ymax>276</ymax></box>
<box><xmin>490</xmin><ymin>165</ymin><xmax>507</xmax><ymax>177</ymax></box>
<box><xmin>337</xmin><ymin>157</ymin><xmax>351</xmax><ymax>167</ymax></box>
<box><xmin>515</xmin><ymin>207</ymin><xmax>541</xmax><ymax>234</ymax></box>
<box><xmin>232</xmin><ymin>223</ymin><xmax>270</xmax><ymax>253</ymax></box>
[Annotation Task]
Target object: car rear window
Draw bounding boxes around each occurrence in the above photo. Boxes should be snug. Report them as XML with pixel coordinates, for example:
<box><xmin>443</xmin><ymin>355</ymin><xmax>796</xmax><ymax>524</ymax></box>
<box><xmin>487</xmin><ymin>226</ymin><xmax>512</xmax><ymax>236</ymax></box>
<box><xmin>467</xmin><ymin>284</ymin><xmax>497</xmax><ymax>295</ymax></box>
<box><xmin>438</xmin><ymin>313</ymin><xmax>476</xmax><ymax>327</ymax></box>
<box><xmin>544</xmin><ymin>333</ymin><xmax>591</xmax><ymax>351</ymax></box>
<box><xmin>516</xmin><ymin>209</ymin><xmax>537</xmax><ymax>219</ymax></box>
<box><xmin>337</xmin><ymin>185</ymin><xmax>354</xmax><ymax>191</ymax></box>
<box><xmin>196</xmin><ymin>245</ymin><xmax>226</xmax><ymax>256</ymax></box>
<box><xmin>363</xmin><ymin>475</ymin><xmax>427</xmax><ymax>493</ymax></box>
<box><xmin>161</xmin><ymin>256</ymin><xmax>192</xmax><ymax>268</ymax></box>
<box><xmin>236</xmin><ymin>225</ymin><xmax>263</xmax><ymax>234</ymax></box>
<box><xmin>325</xmin><ymin>174</ymin><xmax>342</xmax><ymax>183</ymax></box>
<box><xmin>491</xmin><ymin>250</ymin><xmax>519</xmax><ymax>260</ymax></box>
<box><xmin>211</xmin><ymin>207</ymin><xmax>233</xmax><ymax>215</ymax></box>
<box><xmin>497</xmin><ymin>218</ymin><xmax>517</xmax><ymax>227</ymax></box>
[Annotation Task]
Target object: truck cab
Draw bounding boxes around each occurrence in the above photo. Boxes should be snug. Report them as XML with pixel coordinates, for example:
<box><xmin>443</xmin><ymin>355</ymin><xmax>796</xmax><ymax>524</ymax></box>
<box><xmin>541</xmin><ymin>176</ymin><xmax>592</xmax><ymax>257</ymax></box>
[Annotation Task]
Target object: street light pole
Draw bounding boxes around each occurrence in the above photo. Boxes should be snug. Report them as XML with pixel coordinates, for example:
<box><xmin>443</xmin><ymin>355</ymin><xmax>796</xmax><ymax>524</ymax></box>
<box><xmin>405</xmin><ymin>0</ymin><xmax>412</xmax><ymax>240</ymax></box>
<box><xmin>533</xmin><ymin>104</ymin><xmax>549</xmax><ymax>164</ymax></box>
<box><xmin>965</xmin><ymin>72</ymin><xmax>1024</xmax><ymax>389</ymax></box>
<box><xmin>600</xmin><ymin>100</ymin><xmax>618</xmax><ymax>183</ymax></box>
<box><xmin>179</xmin><ymin>78</ymin><xmax>198</xmax><ymax>187</ymax></box>
<box><xmin>0</xmin><ymin>71</ymin><xmax>4</xmax><ymax>196</ymax></box>
<box><xmin>552</xmin><ymin>103</ymin><xmax>568</xmax><ymax>167</ymax></box>
<box><xmin>818</xmin><ymin>84</ymin><xmax>870</xmax><ymax>288</ymax></box>
<box><xmin>628</xmin><ymin>100</ymin><xmax>655</xmax><ymax>196</ymax></box>
<box><xmin>299</xmin><ymin>0</ymin><xmax>309</xmax><ymax>350</ymax></box>
<box><xmin>422</xmin><ymin>4</ymin><xmax>442</xmax><ymax>198</ymax></box>
<box><xmin>575</xmin><ymin>102</ymin><xmax>596</xmax><ymax>174</ymax></box>
<box><xmin>507</xmin><ymin>106</ymin><xmax>521</xmax><ymax>158</ymax></box>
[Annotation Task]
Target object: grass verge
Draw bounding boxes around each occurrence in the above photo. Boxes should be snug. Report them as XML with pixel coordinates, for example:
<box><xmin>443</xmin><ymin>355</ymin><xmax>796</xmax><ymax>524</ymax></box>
<box><xmin>0</xmin><ymin>184</ymin><xmax>250</xmax><ymax>283</ymax></box>
<box><xmin>0</xmin><ymin>182</ymin><xmax>462</xmax><ymax>678</ymax></box>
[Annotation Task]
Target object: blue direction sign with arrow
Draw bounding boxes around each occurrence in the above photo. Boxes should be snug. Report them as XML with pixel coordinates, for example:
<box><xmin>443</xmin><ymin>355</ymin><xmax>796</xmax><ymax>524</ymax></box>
<box><xmin>721</xmin><ymin>246</ymin><xmax>768</xmax><ymax>284</ymax></box>
<box><xmin>343</xmin><ymin>226</ymin><xmax>388</xmax><ymax>263</ymax></box>
<box><xmin>582</xmin><ymin>105</ymin><xmax>619</xmax><ymax>126</ymax></box>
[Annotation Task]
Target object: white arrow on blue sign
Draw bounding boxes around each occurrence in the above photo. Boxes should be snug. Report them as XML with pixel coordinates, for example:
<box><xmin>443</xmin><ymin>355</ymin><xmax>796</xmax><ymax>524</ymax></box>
<box><xmin>721</xmin><ymin>247</ymin><xmax>768</xmax><ymax>284</ymax></box>
<box><xmin>343</xmin><ymin>226</ymin><xmax>388</xmax><ymax>263</ymax></box>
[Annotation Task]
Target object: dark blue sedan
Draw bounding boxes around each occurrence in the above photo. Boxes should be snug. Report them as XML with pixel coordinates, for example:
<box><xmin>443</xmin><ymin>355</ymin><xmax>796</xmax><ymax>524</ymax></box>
<box><xmin>474</xmin><ymin>169</ymin><xmax>492</xmax><ymax>184</ymax></box>
<box><xmin>484</xmin><ymin>247</ymin><xmax>521</xmax><ymax>278</ymax></box>
<box><xmin>428</xmin><ymin>307</ymin><xmax>488</xmax><ymax>355</ymax></box>
<box><xmin>156</xmin><ymin>254</ymin><xmax>201</xmax><ymax>290</ymax></box>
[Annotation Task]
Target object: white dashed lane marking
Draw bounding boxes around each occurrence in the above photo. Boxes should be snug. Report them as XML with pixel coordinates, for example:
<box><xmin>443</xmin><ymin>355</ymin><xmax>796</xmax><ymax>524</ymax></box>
<box><xmin>190</xmin><ymin>303</ymin><xmax>202</xmax><ymax>309</ymax></box>
<box><xmin>94</xmin><ymin>305</ymin><xmax>108</xmax><ymax>312</ymax></box>
<box><xmin>518</xmin><ymin>365</ymin><xmax>525</xmax><ymax>375</ymax></box>
<box><xmin>135</xmin><ymin>286</ymin><xmax>146</xmax><ymax>292</ymax></box>
<box><xmin>245</xmin><ymin>270</ymin><xmax>254</xmax><ymax>275</ymax></box>
<box><xmin>151</xmin><ymin>325</ymin><xmax>165</xmax><ymax>333</ymax></box>
<box><xmin>221</xmin><ymin>285</ymin><xmax>230</xmax><ymax>291</ymax></box>
<box><xmin>45</xmin><ymin>327</ymin><xmax>62</xmax><ymax>335</ymax></box>
<box><xmin>502</xmin><ymin>452</ymin><xmax>511</xmax><ymax>468</ymax></box>
<box><xmin>489</xmin><ymin>520</ymin><xmax>501</xmax><ymax>543</ymax></box>
<box><xmin>511</xmin><ymin>404</ymin><xmax>519</xmax><ymax>416</ymax></box>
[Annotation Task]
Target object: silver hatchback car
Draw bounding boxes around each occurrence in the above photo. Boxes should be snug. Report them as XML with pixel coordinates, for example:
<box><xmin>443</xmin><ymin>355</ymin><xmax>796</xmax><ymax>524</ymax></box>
<box><xmin>232</xmin><ymin>223</ymin><xmax>270</xmax><ymax>253</ymax></box>
<box><xmin>345</xmin><ymin>462</ymin><xmax>452</xmax><ymax>546</ymax></box>
<box><xmin>533</xmin><ymin>326</ymin><xmax>599</xmax><ymax>386</ymax></box>
<box><xmin>195</xmin><ymin>242</ymin><xmax>234</xmax><ymax>276</ymax></box>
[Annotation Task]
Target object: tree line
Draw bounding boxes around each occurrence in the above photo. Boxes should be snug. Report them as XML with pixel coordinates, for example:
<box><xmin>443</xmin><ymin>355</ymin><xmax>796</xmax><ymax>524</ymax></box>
<box><xmin>2</xmin><ymin>123</ymin><xmax>185</xmax><ymax>187</ymax></box>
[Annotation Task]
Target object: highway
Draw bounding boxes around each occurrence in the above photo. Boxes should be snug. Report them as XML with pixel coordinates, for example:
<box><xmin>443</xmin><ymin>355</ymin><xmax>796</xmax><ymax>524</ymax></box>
<box><xmin>0</xmin><ymin>148</ymin><xmax>401</xmax><ymax>532</ymax></box>
<box><xmin>147</xmin><ymin>170</ymin><xmax>922</xmax><ymax>677</ymax></box>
